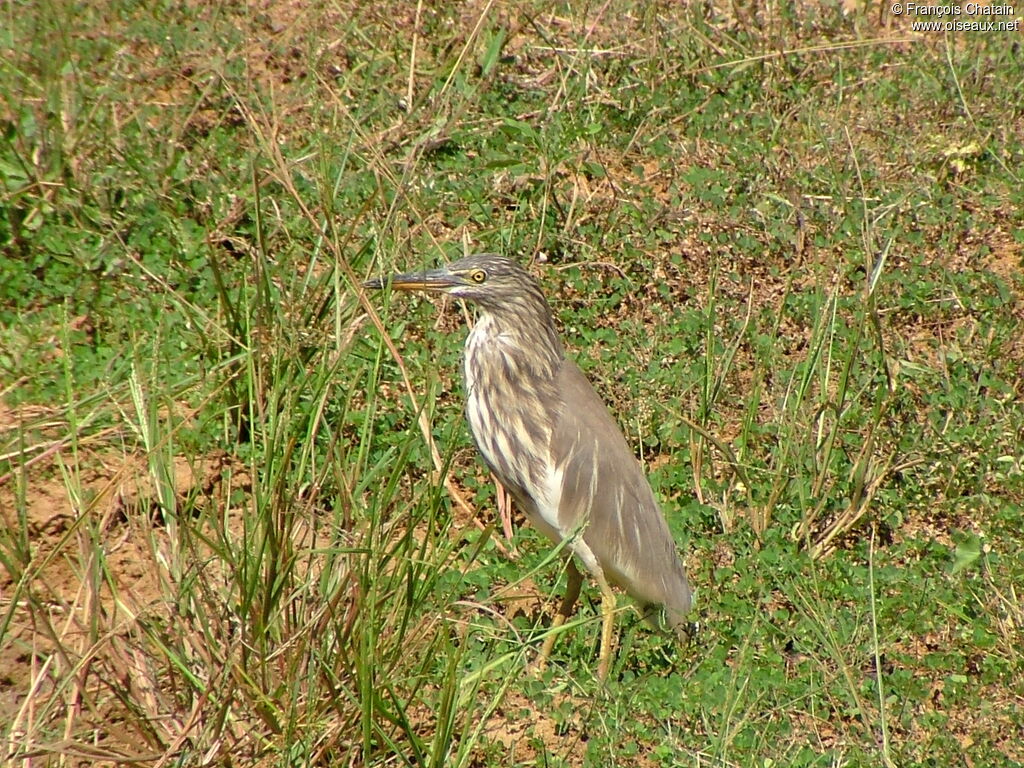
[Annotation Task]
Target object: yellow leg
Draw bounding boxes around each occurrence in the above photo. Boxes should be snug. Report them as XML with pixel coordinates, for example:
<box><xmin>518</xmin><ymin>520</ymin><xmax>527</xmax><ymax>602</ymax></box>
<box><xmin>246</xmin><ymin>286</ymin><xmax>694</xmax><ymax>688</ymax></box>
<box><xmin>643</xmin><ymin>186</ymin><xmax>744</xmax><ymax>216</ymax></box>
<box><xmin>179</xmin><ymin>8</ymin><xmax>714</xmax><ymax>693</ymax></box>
<box><xmin>564</xmin><ymin>539</ymin><xmax>619</xmax><ymax>680</ymax></box>
<box><xmin>535</xmin><ymin>560</ymin><xmax>583</xmax><ymax>670</ymax></box>
<box><xmin>494</xmin><ymin>477</ymin><xmax>517</xmax><ymax>553</ymax></box>
<box><xmin>596</xmin><ymin>576</ymin><xmax>617</xmax><ymax>681</ymax></box>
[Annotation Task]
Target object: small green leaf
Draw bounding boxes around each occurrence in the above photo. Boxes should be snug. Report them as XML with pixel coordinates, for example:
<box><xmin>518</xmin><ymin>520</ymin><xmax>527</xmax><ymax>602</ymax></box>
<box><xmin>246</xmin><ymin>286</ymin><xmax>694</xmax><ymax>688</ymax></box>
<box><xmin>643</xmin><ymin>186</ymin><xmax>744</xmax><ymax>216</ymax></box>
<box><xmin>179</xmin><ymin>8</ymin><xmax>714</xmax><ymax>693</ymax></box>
<box><xmin>950</xmin><ymin>533</ymin><xmax>982</xmax><ymax>575</ymax></box>
<box><xmin>478</xmin><ymin>27</ymin><xmax>506</xmax><ymax>78</ymax></box>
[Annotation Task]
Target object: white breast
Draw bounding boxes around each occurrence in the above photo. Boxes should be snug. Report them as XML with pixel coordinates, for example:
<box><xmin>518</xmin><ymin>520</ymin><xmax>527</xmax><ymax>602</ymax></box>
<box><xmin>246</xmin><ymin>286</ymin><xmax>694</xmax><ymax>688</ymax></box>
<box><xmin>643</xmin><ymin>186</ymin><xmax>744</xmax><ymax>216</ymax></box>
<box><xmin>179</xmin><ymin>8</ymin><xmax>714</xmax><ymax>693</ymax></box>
<box><xmin>463</xmin><ymin>317</ymin><xmax>565</xmax><ymax>539</ymax></box>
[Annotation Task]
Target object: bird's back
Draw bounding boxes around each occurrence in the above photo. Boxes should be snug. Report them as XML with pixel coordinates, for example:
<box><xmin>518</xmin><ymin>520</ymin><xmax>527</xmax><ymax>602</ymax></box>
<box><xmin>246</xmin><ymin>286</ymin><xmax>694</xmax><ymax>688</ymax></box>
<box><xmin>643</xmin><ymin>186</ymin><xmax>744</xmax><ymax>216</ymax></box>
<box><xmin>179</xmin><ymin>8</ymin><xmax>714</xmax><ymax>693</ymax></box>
<box><xmin>549</xmin><ymin>359</ymin><xmax>691</xmax><ymax>630</ymax></box>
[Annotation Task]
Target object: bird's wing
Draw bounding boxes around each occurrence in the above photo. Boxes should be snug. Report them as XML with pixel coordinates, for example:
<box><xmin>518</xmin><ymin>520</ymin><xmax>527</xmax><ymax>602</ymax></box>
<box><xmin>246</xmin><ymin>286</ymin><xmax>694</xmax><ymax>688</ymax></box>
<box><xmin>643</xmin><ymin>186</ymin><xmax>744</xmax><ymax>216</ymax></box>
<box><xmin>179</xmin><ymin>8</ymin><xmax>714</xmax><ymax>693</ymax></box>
<box><xmin>550</xmin><ymin>358</ymin><xmax>691</xmax><ymax>620</ymax></box>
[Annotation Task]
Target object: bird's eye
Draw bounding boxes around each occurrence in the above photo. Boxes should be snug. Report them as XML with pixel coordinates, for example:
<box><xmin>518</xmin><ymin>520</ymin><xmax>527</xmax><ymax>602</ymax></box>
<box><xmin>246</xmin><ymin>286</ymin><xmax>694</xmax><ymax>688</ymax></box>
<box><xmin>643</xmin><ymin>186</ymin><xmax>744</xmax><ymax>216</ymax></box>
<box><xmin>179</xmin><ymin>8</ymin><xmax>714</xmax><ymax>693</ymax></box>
<box><xmin>468</xmin><ymin>269</ymin><xmax>487</xmax><ymax>284</ymax></box>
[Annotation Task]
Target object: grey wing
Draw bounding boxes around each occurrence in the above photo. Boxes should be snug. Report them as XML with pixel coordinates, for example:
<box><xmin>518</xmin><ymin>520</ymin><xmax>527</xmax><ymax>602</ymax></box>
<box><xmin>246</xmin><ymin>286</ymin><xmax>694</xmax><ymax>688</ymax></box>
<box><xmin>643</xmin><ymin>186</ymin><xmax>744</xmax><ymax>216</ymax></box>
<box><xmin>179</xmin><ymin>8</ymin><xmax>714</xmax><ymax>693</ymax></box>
<box><xmin>551</xmin><ymin>359</ymin><xmax>692</xmax><ymax>624</ymax></box>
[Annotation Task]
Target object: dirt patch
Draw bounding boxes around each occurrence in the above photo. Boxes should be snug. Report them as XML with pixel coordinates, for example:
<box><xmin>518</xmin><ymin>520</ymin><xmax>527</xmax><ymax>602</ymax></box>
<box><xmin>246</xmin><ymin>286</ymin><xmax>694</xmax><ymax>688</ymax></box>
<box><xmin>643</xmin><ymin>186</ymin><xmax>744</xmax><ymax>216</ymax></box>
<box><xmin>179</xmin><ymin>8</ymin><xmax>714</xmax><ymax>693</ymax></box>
<box><xmin>478</xmin><ymin>689</ymin><xmax>644</xmax><ymax>768</ymax></box>
<box><xmin>0</xmin><ymin>427</ymin><xmax>249</xmax><ymax>764</ymax></box>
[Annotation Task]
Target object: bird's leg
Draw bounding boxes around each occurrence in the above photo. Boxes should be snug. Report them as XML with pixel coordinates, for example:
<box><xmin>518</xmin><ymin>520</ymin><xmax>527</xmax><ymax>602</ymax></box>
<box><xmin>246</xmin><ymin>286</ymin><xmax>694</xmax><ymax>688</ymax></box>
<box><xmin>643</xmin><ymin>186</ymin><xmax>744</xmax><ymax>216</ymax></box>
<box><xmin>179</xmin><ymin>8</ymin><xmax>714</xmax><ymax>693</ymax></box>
<box><xmin>494</xmin><ymin>476</ymin><xmax>517</xmax><ymax>554</ymax></box>
<box><xmin>569</xmin><ymin>540</ymin><xmax>619</xmax><ymax>680</ymax></box>
<box><xmin>539</xmin><ymin>540</ymin><xmax>621</xmax><ymax>681</ymax></box>
<box><xmin>596</xmin><ymin>574</ymin><xmax>618</xmax><ymax>681</ymax></box>
<box><xmin>534</xmin><ymin>559</ymin><xmax>583</xmax><ymax>670</ymax></box>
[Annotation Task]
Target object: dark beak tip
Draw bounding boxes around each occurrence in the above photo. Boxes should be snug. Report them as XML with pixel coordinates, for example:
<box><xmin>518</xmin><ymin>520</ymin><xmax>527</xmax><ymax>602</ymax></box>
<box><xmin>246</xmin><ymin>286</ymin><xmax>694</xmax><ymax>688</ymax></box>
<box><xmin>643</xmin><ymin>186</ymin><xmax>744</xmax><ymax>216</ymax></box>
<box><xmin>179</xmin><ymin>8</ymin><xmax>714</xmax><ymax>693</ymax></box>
<box><xmin>363</xmin><ymin>277</ymin><xmax>386</xmax><ymax>290</ymax></box>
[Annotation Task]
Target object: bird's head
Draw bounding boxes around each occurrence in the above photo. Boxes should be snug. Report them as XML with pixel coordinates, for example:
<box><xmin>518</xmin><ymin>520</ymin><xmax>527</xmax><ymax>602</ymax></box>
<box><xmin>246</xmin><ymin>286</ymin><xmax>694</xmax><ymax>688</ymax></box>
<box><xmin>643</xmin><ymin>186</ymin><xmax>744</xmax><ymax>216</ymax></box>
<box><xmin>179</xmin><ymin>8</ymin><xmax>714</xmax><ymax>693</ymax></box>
<box><xmin>364</xmin><ymin>253</ymin><xmax>548</xmax><ymax>315</ymax></box>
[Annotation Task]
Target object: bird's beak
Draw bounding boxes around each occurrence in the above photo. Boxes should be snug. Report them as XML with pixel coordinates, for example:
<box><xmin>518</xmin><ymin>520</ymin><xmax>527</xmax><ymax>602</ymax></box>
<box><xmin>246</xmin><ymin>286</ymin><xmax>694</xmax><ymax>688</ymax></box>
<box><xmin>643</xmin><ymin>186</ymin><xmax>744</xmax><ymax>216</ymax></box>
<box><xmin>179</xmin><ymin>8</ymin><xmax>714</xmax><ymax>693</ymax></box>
<box><xmin>363</xmin><ymin>267</ymin><xmax>461</xmax><ymax>293</ymax></box>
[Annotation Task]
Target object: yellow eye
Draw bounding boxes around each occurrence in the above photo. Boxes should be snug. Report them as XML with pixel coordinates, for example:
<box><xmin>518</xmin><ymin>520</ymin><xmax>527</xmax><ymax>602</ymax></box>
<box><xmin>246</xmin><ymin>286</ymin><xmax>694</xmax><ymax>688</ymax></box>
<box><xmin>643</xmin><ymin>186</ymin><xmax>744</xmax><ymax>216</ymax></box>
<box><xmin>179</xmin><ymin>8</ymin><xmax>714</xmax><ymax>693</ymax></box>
<box><xmin>468</xmin><ymin>269</ymin><xmax>487</xmax><ymax>284</ymax></box>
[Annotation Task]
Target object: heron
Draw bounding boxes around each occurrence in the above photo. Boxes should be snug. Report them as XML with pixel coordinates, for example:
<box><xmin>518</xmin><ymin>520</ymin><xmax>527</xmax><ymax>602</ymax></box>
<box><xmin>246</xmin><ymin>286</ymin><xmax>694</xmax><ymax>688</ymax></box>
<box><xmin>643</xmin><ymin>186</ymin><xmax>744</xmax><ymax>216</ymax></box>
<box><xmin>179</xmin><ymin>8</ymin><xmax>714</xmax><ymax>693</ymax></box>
<box><xmin>365</xmin><ymin>253</ymin><xmax>691</xmax><ymax>680</ymax></box>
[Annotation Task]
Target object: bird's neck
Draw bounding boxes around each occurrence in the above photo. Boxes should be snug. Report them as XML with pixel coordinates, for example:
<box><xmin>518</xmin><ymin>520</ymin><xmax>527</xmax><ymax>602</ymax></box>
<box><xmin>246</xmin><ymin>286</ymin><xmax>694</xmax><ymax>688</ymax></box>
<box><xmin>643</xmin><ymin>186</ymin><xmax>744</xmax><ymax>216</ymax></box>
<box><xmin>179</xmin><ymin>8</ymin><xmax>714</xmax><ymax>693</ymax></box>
<box><xmin>466</xmin><ymin>310</ymin><xmax>564</xmax><ymax>381</ymax></box>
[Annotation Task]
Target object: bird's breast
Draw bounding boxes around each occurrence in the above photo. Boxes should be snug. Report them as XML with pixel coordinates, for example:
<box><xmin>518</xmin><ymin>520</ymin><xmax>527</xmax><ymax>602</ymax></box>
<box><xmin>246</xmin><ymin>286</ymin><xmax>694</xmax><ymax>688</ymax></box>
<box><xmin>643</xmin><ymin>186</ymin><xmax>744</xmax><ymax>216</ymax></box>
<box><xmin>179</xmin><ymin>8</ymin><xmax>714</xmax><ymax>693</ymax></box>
<box><xmin>463</xmin><ymin>320</ymin><xmax>562</xmax><ymax>532</ymax></box>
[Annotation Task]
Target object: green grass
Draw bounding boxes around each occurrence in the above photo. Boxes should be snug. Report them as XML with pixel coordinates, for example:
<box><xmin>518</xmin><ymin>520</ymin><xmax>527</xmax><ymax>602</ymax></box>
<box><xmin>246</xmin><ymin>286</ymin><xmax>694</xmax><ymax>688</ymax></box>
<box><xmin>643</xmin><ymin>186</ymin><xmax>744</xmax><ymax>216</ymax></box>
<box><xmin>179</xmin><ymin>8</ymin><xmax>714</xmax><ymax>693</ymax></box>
<box><xmin>2</xmin><ymin>1</ymin><xmax>1023</xmax><ymax>766</ymax></box>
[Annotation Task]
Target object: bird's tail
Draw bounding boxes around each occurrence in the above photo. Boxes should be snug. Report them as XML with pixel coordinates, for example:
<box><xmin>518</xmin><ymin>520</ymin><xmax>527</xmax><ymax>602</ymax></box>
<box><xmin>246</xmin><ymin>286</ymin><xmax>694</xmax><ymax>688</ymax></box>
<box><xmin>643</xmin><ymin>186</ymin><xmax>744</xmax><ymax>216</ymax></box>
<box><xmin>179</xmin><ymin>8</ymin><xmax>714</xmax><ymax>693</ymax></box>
<box><xmin>642</xmin><ymin>598</ymin><xmax>692</xmax><ymax>643</ymax></box>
